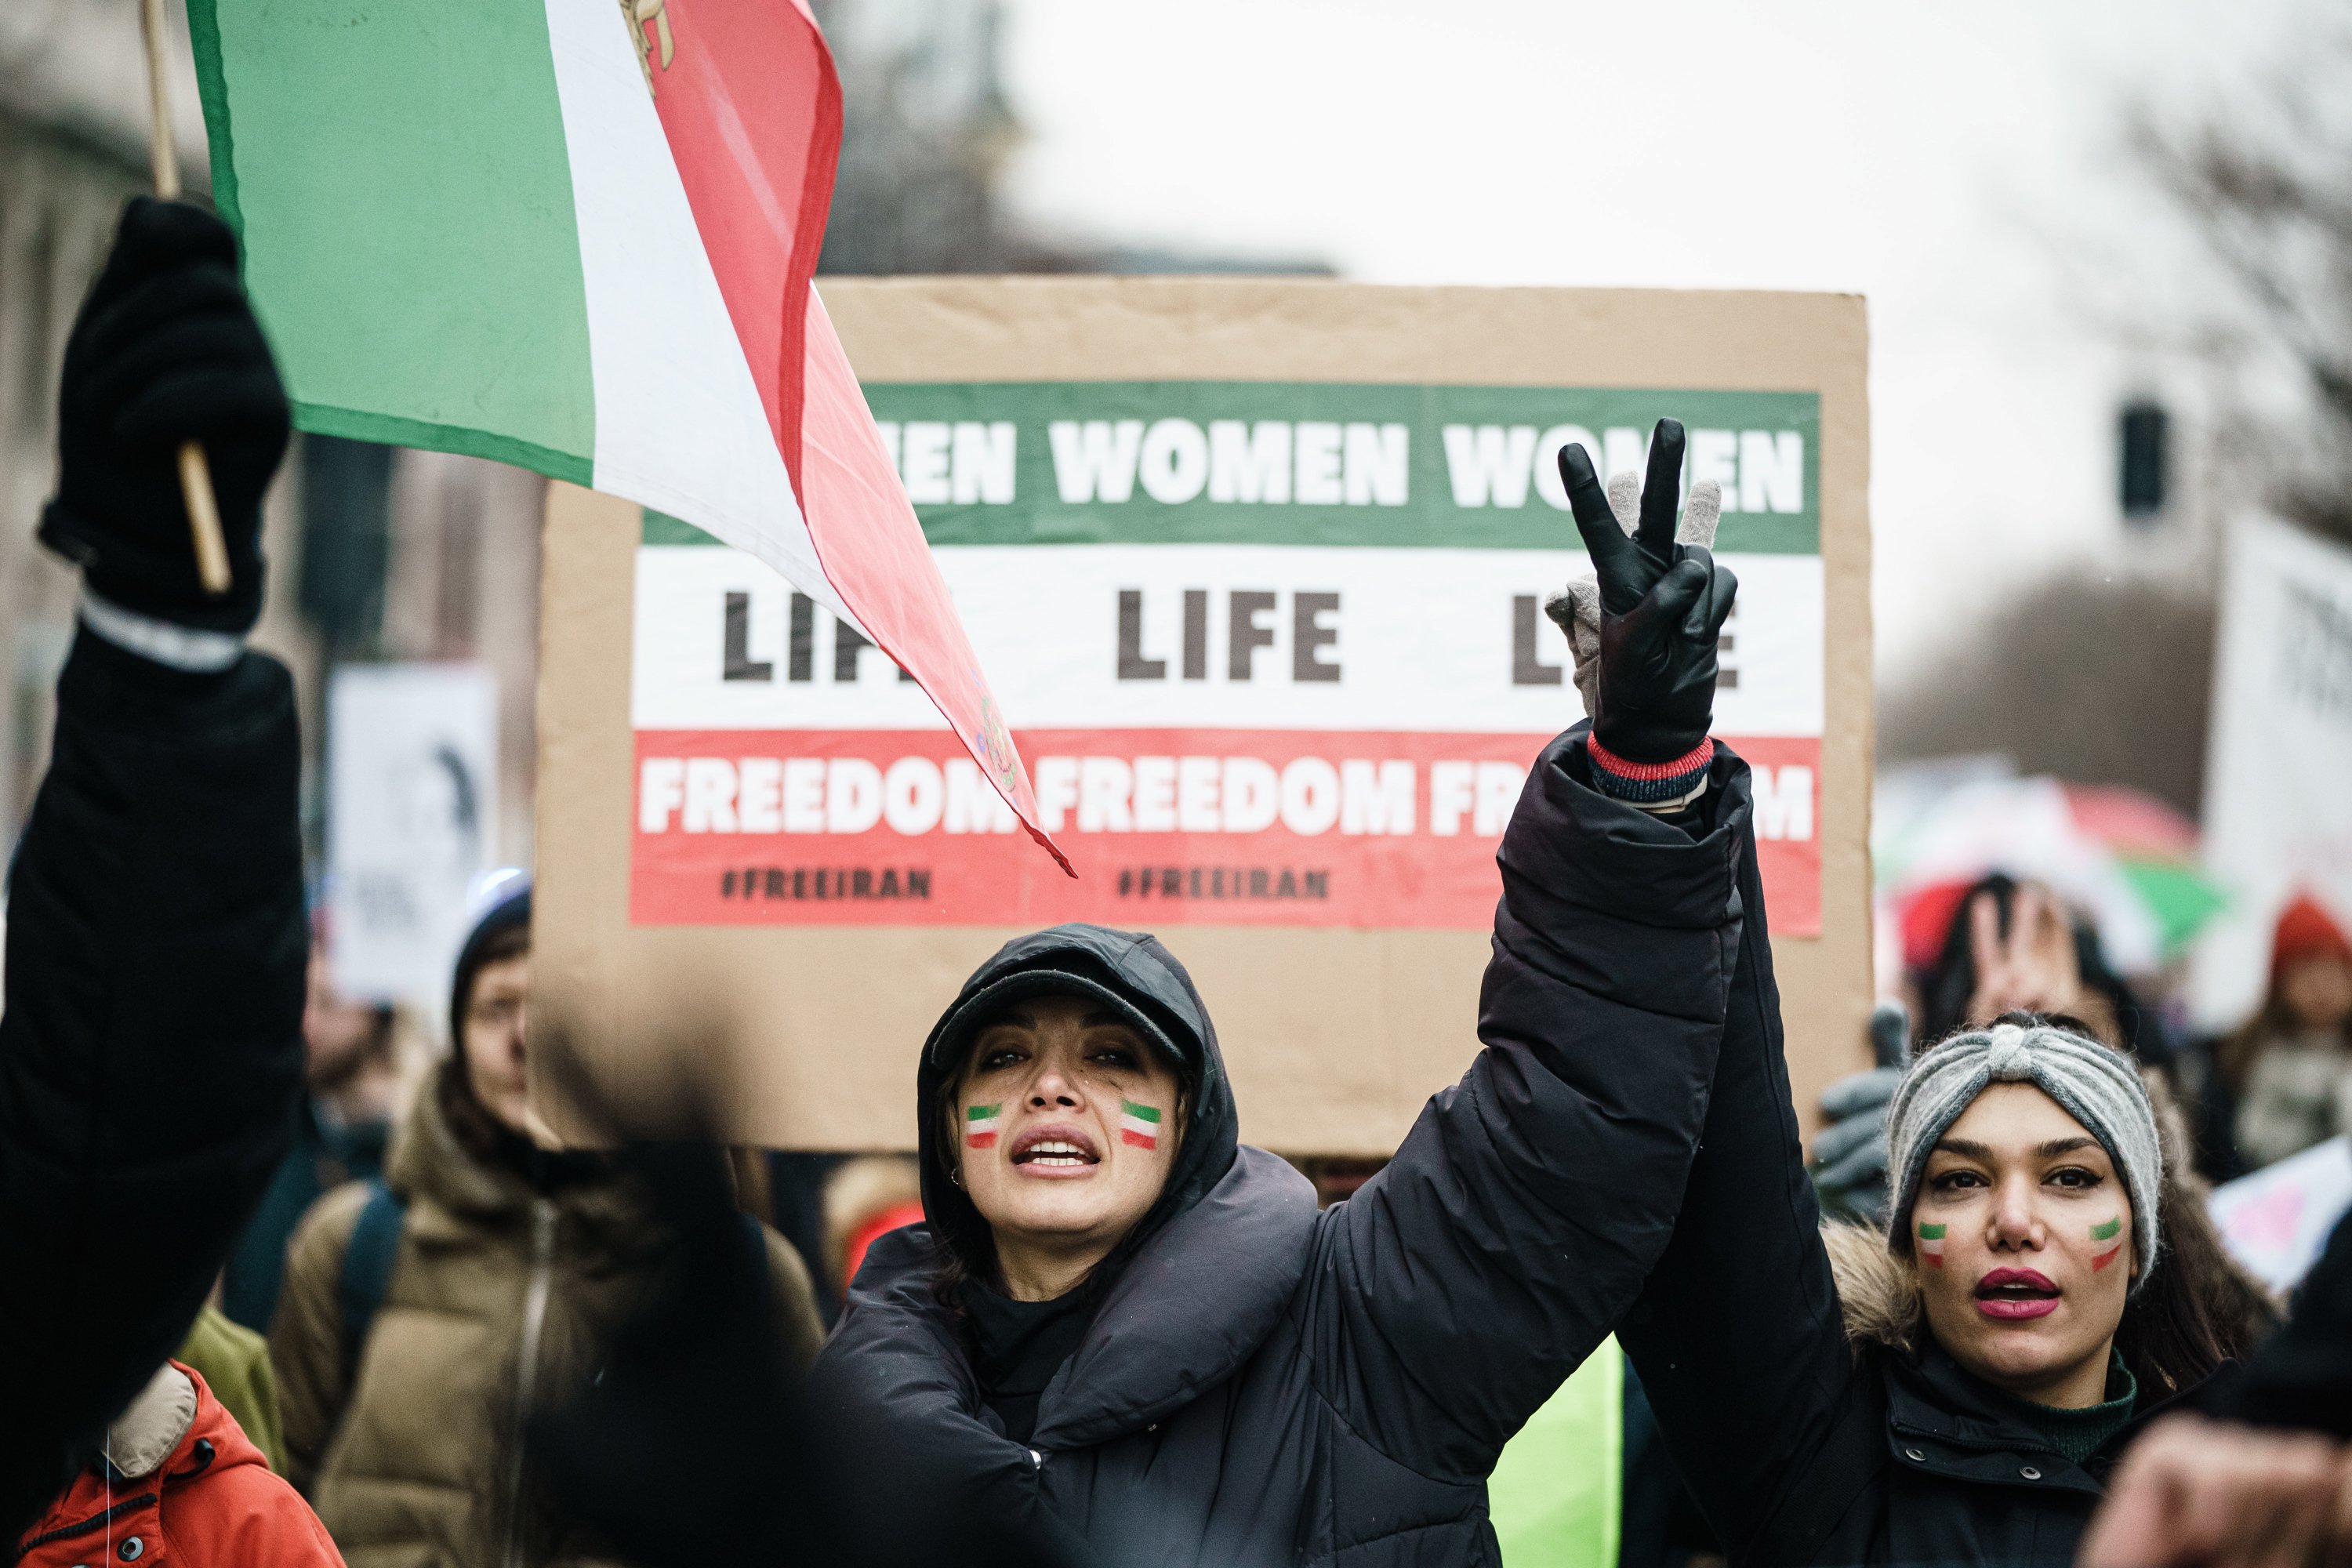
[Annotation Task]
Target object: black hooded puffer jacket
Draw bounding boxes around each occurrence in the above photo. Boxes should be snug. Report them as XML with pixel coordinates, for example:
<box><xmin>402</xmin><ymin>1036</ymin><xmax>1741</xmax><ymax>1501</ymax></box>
<box><xmin>810</xmin><ymin>726</ymin><xmax>1757</xmax><ymax>1567</ymax></box>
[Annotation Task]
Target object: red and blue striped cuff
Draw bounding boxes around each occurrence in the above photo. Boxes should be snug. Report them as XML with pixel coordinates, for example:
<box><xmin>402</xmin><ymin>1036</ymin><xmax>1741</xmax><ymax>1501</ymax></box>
<box><xmin>1586</xmin><ymin>735</ymin><xmax>1715</xmax><ymax>805</ymax></box>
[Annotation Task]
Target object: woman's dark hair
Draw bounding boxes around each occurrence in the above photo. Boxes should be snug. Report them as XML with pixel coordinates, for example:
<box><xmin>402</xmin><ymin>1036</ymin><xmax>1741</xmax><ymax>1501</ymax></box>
<box><xmin>1915</xmin><ymin>874</ymin><xmax>2158</xmax><ymax>1063</ymax></box>
<box><xmin>2114</xmin><ymin>1061</ymin><xmax>2276</xmax><ymax>1394</ymax></box>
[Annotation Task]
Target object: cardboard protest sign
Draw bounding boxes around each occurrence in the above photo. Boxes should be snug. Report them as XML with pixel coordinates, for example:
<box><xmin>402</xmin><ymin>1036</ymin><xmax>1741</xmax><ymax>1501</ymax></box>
<box><xmin>535</xmin><ymin>279</ymin><xmax>1873</xmax><ymax>1154</ymax></box>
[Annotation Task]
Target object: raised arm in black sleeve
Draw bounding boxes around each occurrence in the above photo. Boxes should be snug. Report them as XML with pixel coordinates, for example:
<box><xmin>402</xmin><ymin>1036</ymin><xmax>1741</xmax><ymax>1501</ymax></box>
<box><xmin>1616</xmin><ymin>808</ymin><xmax>1870</xmax><ymax>1563</ymax></box>
<box><xmin>0</xmin><ymin>194</ymin><xmax>302</xmax><ymax>1536</ymax></box>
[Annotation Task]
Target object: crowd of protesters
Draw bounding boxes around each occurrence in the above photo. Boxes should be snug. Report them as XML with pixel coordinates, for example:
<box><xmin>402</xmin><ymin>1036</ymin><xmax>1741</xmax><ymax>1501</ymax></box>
<box><xmin>9</xmin><ymin>194</ymin><xmax>2352</xmax><ymax>1568</ymax></box>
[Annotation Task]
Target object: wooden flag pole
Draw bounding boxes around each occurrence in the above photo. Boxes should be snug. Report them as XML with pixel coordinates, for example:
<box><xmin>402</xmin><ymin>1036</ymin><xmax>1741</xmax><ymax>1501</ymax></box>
<box><xmin>137</xmin><ymin>0</ymin><xmax>233</xmax><ymax>596</ymax></box>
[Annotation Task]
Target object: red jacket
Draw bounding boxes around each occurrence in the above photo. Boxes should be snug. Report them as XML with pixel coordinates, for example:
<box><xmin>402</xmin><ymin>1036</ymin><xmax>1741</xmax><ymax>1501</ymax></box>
<box><xmin>16</xmin><ymin>1362</ymin><xmax>343</xmax><ymax>1568</ymax></box>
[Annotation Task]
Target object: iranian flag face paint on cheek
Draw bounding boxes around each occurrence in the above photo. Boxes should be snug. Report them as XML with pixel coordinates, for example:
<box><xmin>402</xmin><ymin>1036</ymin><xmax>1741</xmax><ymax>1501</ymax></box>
<box><xmin>1118</xmin><ymin>1100</ymin><xmax>1162</xmax><ymax>1150</ymax></box>
<box><xmin>2090</xmin><ymin>1216</ymin><xmax>2124</xmax><ymax>1271</ymax></box>
<box><xmin>1918</xmin><ymin>1222</ymin><xmax>1947</xmax><ymax>1267</ymax></box>
<box><xmin>965</xmin><ymin>1105</ymin><xmax>1003</xmax><ymax>1149</ymax></box>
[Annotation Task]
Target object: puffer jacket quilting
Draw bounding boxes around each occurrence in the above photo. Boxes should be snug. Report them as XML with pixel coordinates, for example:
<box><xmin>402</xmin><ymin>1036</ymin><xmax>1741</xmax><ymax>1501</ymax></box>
<box><xmin>813</xmin><ymin>725</ymin><xmax>1752</xmax><ymax>1566</ymax></box>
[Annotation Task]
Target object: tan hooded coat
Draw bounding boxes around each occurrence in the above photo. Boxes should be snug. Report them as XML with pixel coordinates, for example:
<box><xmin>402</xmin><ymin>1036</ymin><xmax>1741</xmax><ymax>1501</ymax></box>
<box><xmin>271</xmin><ymin>1063</ymin><xmax>823</xmax><ymax>1568</ymax></box>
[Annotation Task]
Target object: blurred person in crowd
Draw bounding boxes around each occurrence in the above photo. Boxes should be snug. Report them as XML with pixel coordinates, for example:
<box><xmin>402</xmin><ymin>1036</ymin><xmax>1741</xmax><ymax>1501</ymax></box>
<box><xmin>16</xmin><ymin>1359</ymin><xmax>343</xmax><ymax>1568</ymax></box>
<box><xmin>800</xmin><ymin>425</ymin><xmax>1740</xmax><ymax>1565</ymax></box>
<box><xmin>220</xmin><ymin>928</ymin><xmax>416</xmax><ymax>1333</ymax></box>
<box><xmin>2219</xmin><ymin>894</ymin><xmax>2352</xmax><ymax>1172</ymax></box>
<box><xmin>1814</xmin><ymin>876</ymin><xmax>2168</xmax><ymax>1221</ymax></box>
<box><xmin>269</xmin><ymin>878</ymin><xmax>826</xmax><ymax>1565</ymax></box>
<box><xmin>177</xmin><ymin>1299</ymin><xmax>288</xmax><ymax>1474</ymax></box>
<box><xmin>824</xmin><ymin>1153</ymin><xmax>924</xmax><ymax>1303</ymax></box>
<box><xmin>0</xmin><ymin>197</ymin><xmax>306</xmax><ymax>1537</ymax></box>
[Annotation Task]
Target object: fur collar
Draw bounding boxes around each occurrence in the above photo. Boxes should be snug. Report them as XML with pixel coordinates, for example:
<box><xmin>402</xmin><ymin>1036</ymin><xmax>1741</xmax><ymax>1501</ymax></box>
<box><xmin>1825</xmin><ymin>1221</ymin><xmax>1923</xmax><ymax>1354</ymax></box>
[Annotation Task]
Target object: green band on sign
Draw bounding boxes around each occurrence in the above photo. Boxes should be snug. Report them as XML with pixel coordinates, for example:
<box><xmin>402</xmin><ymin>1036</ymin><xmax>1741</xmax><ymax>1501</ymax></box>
<box><xmin>861</xmin><ymin>380</ymin><xmax>1822</xmax><ymax>555</ymax></box>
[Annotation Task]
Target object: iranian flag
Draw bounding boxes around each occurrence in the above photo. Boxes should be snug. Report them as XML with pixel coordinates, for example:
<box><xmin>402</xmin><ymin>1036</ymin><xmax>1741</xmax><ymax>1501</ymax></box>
<box><xmin>187</xmin><ymin>0</ymin><xmax>1065</xmax><ymax>870</ymax></box>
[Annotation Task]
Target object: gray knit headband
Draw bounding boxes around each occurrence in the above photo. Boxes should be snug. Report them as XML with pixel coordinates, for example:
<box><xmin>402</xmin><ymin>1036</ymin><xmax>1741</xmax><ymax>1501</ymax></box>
<box><xmin>1885</xmin><ymin>1021</ymin><xmax>2162</xmax><ymax>1294</ymax></box>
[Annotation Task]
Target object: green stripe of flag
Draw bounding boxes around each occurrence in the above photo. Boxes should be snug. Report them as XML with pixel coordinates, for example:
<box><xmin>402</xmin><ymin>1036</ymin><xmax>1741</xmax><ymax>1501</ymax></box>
<box><xmin>2090</xmin><ymin>1218</ymin><xmax>2122</xmax><ymax>1241</ymax></box>
<box><xmin>187</xmin><ymin>0</ymin><xmax>596</xmax><ymax>476</ymax></box>
<box><xmin>1917</xmin><ymin>1224</ymin><xmax>1947</xmax><ymax>1240</ymax></box>
<box><xmin>1120</xmin><ymin>1100</ymin><xmax>1161</xmax><ymax>1124</ymax></box>
<box><xmin>965</xmin><ymin>1105</ymin><xmax>1000</xmax><ymax>1122</ymax></box>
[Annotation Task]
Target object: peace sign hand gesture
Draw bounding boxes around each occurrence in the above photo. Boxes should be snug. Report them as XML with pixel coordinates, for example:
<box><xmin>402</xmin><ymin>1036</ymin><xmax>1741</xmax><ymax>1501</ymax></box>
<box><xmin>1555</xmin><ymin>419</ymin><xmax>1737</xmax><ymax>764</ymax></box>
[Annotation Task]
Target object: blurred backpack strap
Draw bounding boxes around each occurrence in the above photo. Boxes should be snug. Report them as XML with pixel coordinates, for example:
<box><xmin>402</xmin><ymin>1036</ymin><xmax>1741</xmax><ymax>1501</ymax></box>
<box><xmin>338</xmin><ymin>1180</ymin><xmax>408</xmax><ymax>1377</ymax></box>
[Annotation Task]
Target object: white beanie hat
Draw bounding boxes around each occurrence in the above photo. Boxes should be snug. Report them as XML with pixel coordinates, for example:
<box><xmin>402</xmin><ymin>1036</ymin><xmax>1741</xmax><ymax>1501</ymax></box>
<box><xmin>1885</xmin><ymin>1020</ymin><xmax>2162</xmax><ymax>1294</ymax></box>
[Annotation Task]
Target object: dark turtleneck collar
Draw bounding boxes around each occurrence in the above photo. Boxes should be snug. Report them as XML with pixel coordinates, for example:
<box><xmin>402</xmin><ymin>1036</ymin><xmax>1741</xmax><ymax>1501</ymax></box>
<box><xmin>961</xmin><ymin>1279</ymin><xmax>1099</xmax><ymax>1443</ymax></box>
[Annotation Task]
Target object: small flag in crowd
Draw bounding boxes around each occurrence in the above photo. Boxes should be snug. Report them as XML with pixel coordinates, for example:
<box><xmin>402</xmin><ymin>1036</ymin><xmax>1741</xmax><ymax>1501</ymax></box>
<box><xmin>188</xmin><ymin>0</ymin><xmax>1065</xmax><ymax>870</ymax></box>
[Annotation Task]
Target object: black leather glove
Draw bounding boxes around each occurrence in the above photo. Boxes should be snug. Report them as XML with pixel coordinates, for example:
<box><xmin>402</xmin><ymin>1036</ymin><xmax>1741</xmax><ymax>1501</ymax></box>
<box><xmin>40</xmin><ymin>198</ymin><xmax>289</xmax><ymax>635</ymax></box>
<box><xmin>1559</xmin><ymin>419</ymin><xmax>1737</xmax><ymax>762</ymax></box>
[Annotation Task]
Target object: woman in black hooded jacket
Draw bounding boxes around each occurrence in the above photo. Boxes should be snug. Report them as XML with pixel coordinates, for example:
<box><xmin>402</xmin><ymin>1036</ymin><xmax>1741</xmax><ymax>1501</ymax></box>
<box><xmin>809</xmin><ymin>424</ymin><xmax>1745</xmax><ymax>1566</ymax></box>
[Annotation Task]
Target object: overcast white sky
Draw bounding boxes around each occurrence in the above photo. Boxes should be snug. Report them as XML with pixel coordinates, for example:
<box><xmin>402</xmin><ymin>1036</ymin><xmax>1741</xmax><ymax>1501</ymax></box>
<box><xmin>992</xmin><ymin>0</ymin><xmax>2315</xmax><ymax>684</ymax></box>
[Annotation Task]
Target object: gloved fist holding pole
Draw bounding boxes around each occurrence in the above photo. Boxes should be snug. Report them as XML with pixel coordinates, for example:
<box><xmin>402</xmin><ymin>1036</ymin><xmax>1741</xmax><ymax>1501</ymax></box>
<box><xmin>40</xmin><ymin>198</ymin><xmax>289</xmax><ymax>637</ymax></box>
<box><xmin>1553</xmin><ymin>419</ymin><xmax>1737</xmax><ymax>804</ymax></box>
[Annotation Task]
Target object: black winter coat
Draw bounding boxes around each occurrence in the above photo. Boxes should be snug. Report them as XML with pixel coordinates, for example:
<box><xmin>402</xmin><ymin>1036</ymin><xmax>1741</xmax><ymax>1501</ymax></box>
<box><xmin>0</xmin><ymin>631</ymin><xmax>306</xmax><ymax>1537</ymax></box>
<box><xmin>811</xmin><ymin>726</ymin><xmax>1755</xmax><ymax>1567</ymax></box>
<box><xmin>1616</xmin><ymin>785</ymin><xmax>2196</xmax><ymax>1568</ymax></box>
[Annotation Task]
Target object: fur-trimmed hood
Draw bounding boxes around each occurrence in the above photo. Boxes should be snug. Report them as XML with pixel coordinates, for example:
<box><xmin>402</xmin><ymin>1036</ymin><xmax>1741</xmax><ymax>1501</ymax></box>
<box><xmin>1825</xmin><ymin>1221</ymin><xmax>1922</xmax><ymax>1354</ymax></box>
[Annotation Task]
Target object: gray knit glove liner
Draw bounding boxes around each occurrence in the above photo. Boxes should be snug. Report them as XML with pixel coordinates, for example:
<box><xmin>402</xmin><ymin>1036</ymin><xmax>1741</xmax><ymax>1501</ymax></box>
<box><xmin>1809</xmin><ymin>1002</ymin><xmax>1913</xmax><ymax>1222</ymax></box>
<box><xmin>1546</xmin><ymin>473</ymin><xmax>1724</xmax><ymax>719</ymax></box>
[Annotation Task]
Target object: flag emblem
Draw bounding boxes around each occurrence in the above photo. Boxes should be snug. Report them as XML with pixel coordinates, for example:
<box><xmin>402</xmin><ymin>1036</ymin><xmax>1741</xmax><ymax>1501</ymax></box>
<box><xmin>2090</xmin><ymin>1216</ymin><xmax>2123</xmax><ymax>1271</ymax></box>
<box><xmin>1917</xmin><ymin>1221</ymin><xmax>1946</xmax><ymax>1267</ymax></box>
<box><xmin>964</xmin><ymin>1104</ymin><xmax>1003</xmax><ymax>1149</ymax></box>
<box><xmin>1119</xmin><ymin>1099</ymin><xmax>1162</xmax><ymax>1149</ymax></box>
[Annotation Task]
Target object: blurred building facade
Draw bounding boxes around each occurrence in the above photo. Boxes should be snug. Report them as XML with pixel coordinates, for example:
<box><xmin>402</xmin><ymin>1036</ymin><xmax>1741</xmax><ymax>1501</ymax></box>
<box><xmin>0</xmin><ymin>2</ymin><xmax>546</xmax><ymax>866</ymax></box>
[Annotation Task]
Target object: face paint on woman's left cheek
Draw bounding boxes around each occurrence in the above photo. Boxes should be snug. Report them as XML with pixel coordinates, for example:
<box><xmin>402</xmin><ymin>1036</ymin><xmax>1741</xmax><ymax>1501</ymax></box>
<box><xmin>1117</xmin><ymin>1099</ymin><xmax>1162</xmax><ymax>1150</ymax></box>
<box><xmin>2089</xmin><ymin>1215</ymin><xmax>2124</xmax><ymax>1272</ymax></box>
<box><xmin>1917</xmin><ymin>1221</ymin><xmax>1947</xmax><ymax>1267</ymax></box>
<box><xmin>965</xmin><ymin>1104</ymin><xmax>1004</xmax><ymax>1149</ymax></box>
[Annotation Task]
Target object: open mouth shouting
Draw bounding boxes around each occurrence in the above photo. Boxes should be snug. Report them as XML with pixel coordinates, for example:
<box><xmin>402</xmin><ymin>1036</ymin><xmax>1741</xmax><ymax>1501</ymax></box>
<box><xmin>1973</xmin><ymin>1267</ymin><xmax>2061</xmax><ymax>1321</ymax></box>
<box><xmin>1010</xmin><ymin>1122</ymin><xmax>1102</xmax><ymax>1178</ymax></box>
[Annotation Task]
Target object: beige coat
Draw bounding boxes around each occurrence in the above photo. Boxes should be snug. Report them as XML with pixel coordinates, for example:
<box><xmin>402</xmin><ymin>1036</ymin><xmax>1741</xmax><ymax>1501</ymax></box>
<box><xmin>272</xmin><ymin>1065</ymin><xmax>823</xmax><ymax>1568</ymax></box>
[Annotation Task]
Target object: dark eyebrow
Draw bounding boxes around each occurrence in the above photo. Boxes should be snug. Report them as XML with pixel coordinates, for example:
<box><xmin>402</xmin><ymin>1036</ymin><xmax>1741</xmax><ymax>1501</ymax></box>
<box><xmin>2038</xmin><ymin>1136</ymin><xmax>2099</xmax><ymax>1159</ymax></box>
<box><xmin>1935</xmin><ymin>1138</ymin><xmax>1993</xmax><ymax>1160</ymax></box>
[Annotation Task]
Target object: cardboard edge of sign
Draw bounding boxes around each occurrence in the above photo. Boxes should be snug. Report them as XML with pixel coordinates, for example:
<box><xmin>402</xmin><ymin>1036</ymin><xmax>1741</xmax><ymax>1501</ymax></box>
<box><xmin>531</xmin><ymin>278</ymin><xmax>1873</xmax><ymax>1157</ymax></box>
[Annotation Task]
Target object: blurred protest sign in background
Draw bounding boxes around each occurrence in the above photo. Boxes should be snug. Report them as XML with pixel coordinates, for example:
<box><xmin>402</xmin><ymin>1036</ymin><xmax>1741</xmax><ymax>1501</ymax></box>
<box><xmin>2195</xmin><ymin>516</ymin><xmax>2352</xmax><ymax>1029</ymax></box>
<box><xmin>535</xmin><ymin>278</ymin><xmax>1871</xmax><ymax>1154</ymax></box>
<box><xmin>325</xmin><ymin>663</ymin><xmax>498</xmax><ymax>1011</ymax></box>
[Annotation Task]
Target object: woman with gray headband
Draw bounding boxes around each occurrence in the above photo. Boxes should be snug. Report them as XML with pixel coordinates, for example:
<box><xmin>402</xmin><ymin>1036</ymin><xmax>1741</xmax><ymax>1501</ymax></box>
<box><xmin>1620</xmin><ymin>973</ymin><xmax>2266</xmax><ymax>1568</ymax></box>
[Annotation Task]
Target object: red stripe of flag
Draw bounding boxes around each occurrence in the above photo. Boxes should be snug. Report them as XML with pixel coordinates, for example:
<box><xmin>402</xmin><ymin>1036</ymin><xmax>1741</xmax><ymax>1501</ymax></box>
<box><xmin>633</xmin><ymin>0</ymin><xmax>1067</xmax><ymax>873</ymax></box>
